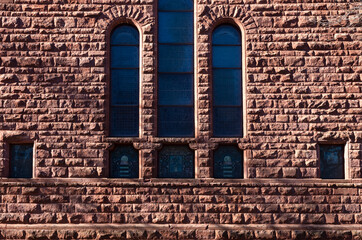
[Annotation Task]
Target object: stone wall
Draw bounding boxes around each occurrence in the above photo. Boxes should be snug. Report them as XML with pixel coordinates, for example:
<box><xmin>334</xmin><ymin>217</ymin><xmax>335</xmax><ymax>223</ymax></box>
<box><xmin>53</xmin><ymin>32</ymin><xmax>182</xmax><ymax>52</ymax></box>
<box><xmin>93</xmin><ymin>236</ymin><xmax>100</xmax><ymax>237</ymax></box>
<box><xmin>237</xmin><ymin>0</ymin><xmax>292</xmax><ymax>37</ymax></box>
<box><xmin>0</xmin><ymin>179</ymin><xmax>361</xmax><ymax>239</ymax></box>
<box><xmin>0</xmin><ymin>0</ymin><xmax>361</xmax><ymax>238</ymax></box>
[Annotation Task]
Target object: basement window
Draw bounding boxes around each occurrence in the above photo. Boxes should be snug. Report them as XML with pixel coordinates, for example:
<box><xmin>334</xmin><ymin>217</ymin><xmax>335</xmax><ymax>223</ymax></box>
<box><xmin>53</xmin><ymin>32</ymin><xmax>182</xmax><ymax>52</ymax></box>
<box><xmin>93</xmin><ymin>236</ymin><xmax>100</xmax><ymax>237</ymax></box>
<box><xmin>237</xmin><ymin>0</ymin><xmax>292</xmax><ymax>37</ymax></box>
<box><xmin>319</xmin><ymin>144</ymin><xmax>345</xmax><ymax>179</ymax></box>
<box><xmin>214</xmin><ymin>145</ymin><xmax>243</xmax><ymax>178</ymax></box>
<box><xmin>9</xmin><ymin>144</ymin><xmax>33</xmax><ymax>178</ymax></box>
<box><xmin>110</xmin><ymin>145</ymin><xmax>139</xmax><ymax>178</ymax></box>
<box><xmin>158</xmin><ymin>145</ymin><xmax>194</xmax><ymax>178</ymax></box>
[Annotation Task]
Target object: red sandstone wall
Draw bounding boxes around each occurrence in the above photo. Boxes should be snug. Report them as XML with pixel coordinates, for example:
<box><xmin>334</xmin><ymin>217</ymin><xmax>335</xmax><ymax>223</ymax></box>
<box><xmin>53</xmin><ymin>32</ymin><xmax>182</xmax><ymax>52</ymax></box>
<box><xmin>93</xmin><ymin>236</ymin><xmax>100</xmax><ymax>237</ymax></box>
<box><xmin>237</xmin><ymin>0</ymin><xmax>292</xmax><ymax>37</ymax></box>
<box><xmin>0</xmin><ymin>0</ymin><xmax>360</xmax><ymax>179</ymax></box>
<box><xmin>0</xmin><ymin>180</ymin><xmax>361</xmax><ymax>239</ymax></box>
<box><xmin>0</xmin><ymin>0</ymin><xmax>361</xmax><ymax>238</ymax></box>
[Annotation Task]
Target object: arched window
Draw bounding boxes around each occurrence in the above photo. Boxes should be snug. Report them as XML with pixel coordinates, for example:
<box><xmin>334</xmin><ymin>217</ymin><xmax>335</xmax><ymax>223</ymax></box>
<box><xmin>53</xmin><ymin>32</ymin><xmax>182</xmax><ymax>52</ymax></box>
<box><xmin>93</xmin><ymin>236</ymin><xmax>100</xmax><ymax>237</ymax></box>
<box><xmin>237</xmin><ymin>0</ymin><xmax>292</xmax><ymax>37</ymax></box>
<box><xmin>214</xmin><ymin>145</ymin><xmax>243</xmax><ymax>178</ymax></box>
<box><xmin>110</xmin><ymin>25</ymin><xmax>139</xmax><ymax>137</ymax></box>
<box><xmin>212</xmin><ymin>25</ymin><xmax>242</xmax><ymax>137</ymax></box>
<box><xmin>157</xmin><ymin>0</ymin><xmax>194</xmax><ymax>137</ymax></box>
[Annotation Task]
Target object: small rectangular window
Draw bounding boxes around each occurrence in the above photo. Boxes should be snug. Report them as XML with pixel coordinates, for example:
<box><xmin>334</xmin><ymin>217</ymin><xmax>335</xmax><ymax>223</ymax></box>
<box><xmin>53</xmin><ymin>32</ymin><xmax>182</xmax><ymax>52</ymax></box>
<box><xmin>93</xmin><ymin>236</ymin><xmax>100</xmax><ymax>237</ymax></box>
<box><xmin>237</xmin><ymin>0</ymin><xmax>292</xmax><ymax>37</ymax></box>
<box><xmin>110</xmin><ymin>145</ymin><xmax>139</xmax><ymax>178</ymax></box>
<box><xmin>319</xmin><ymin>144</ymin><xmax>345</xmax><ymax>179</ymax></box>
<box><xmin>158</xmin><ymin>146</ymin><xmax>194</xmax><ymax>178</ymax></box>
<box><xmin>9</xmin><ymin>144</ymin><xmax>33</xmax><ymax>178</ymax></box>
<box><xmin>214</xmin><ymin>146</ymin><xmax>243</xmax><ymax>179</ymax></box>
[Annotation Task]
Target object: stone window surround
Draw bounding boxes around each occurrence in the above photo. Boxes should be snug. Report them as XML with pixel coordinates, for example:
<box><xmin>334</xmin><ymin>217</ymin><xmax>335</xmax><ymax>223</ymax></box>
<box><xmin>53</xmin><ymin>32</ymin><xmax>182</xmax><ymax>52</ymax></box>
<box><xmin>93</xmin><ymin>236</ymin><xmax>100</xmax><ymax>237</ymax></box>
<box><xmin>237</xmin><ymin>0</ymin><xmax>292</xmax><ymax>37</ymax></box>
<box><xmin>0</xmin><ymin>132</ymin><xmax>36</xmax><ymax>178</ymax></box>
<box><xmin>317</xmin><ymin>141</ymin><xmax>350</xmax><ymax>180</ymax></box>
<box><xmin>103</xmin><ymin>13</ymin><xmax>250</xmax><ymax>179</ymax></box>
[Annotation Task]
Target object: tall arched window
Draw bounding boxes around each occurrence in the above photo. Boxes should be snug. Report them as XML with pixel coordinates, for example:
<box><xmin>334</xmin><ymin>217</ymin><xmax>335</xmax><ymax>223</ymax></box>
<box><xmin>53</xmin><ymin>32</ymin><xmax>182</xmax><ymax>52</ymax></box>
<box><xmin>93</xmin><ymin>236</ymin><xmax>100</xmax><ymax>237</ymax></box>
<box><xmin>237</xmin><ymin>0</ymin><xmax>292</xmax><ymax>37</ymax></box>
<box><xmin>212</xmin><ymin>25</ymin><xmax>242</xmax><ymax>137</ymax></box>
<box><xmin>157</xmin><ymin>0</ymin><xmax>194</xmax><ymax>137</ymax></box>
<box><xmin>110</xmin><ymin>25</ymin><xmax>139</xmax><ymax>137</ymax></box>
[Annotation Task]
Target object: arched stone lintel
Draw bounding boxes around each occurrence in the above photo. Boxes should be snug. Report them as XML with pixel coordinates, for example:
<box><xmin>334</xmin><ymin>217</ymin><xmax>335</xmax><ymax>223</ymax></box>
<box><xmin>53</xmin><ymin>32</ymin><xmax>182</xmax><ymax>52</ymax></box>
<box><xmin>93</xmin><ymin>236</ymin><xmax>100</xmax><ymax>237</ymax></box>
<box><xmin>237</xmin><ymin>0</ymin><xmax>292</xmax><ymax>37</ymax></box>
<box><xmin>198</xmin><ymin>5</ymin><xmax>258</xmax><ymax>35</ymax></box>
<box><xmin>96</xmin><ymin>5</ymin><xmax>154</xmax><ymax>34</ymax></box>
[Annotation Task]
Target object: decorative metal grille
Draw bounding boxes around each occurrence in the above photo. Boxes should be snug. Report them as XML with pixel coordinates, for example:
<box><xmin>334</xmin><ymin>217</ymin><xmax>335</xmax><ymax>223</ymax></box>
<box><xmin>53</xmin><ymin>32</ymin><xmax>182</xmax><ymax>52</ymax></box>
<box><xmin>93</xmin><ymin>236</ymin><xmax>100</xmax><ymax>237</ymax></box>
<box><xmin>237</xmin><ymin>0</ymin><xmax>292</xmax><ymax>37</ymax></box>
<box><xmin>110</xmin><ymin>145</ymin><xmax>139</xmax><ymax>178</ymax></box>
<box><xmin>214</xmin><ymin>146</ymin><xmax>243</xmax><ymax>178</ymax></box>
<box><xmin>159</xmin><ymin>146</ymin><xmax>194</xmax><ymax>178</ymax></box>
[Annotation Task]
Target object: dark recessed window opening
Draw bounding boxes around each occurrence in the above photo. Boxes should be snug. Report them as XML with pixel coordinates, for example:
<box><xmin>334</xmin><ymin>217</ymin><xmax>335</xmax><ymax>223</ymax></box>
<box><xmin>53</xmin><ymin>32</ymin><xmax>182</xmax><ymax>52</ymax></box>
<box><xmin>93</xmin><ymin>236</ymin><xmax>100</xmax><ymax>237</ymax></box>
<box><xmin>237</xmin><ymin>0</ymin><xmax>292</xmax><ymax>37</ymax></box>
<box><xmin>110</xmin><ymin>25</ymin><xmax>139</xmax><ymax>137</ymax></box>
<box><xmin>158</xmin><ymin>145</ymin><xmax>194</xmax><ymax>178</ymax></box>
<box><xmin>212</xmin><ymin>24</ymin><xmax>242</xmax><ymax>137</ymax></box>
<box><xmin>157</xmin><ymin>0</ymin><xmax>194</xmax><ymax>137</ymax></box>
<box><xmin>319</xmin><ymin>144</ymin><xmax>345</xmax><ymax>179</ymax></box>
<box><xmin>110</xmin><ymin>145</ymin><xmax>139</xmax><ymax>178</ymax></box>
<box><xmin>214</xmin><ymin>145</ymin><xmax>243</xmax><ymax>178</ymax></box>
<box><xmin>10</xmin><ymin>144</ymin><xmax>33</xmax><ymax>178</ymax></box>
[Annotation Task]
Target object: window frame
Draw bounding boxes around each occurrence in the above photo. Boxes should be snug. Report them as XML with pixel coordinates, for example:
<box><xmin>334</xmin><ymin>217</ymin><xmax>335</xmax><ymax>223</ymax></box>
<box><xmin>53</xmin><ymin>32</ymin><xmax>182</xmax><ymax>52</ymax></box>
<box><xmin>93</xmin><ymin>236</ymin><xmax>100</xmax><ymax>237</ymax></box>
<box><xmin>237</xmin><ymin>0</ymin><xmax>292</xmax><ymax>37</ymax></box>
<box><xmin>317</xmin><ymin>142</ymin><xmax>349</xmax><ymax>180</ymax></box>
<box><xmin>213</xmin><ymin>144</ymin><xmax>244</xmax><ymax>179</ymax></box>
<box><xmin>210</xmin><ymin>19</ymin><xmax>247</xmax><ymax>139</ymax></box>
<box><xmin>109</xmin><ymin>144</ymin><xmax>140</xmax><ymax>179</ymax></box>
<box><xmin>109</xmin><ymin>24</ymin><xmax>141</xmax><ymax>137</ymax></box>
<box><xmin>157</xmin><ymin>144</ymin><xmax>195</xmax><ymax>178</ymax></box>
<box><xmin>211</xmin><ymin>23</ymin><xmax>243</xmax><ymax>138</ymax></box>
<box><xmin>156</xmin><ymin>0</ymin><xmax>195</xmax><ymax>138</ymax></box>
<box><xmin>106</xmin><ymin>19</ymin><xmax>143</xmax><ymax>139</ymax></box>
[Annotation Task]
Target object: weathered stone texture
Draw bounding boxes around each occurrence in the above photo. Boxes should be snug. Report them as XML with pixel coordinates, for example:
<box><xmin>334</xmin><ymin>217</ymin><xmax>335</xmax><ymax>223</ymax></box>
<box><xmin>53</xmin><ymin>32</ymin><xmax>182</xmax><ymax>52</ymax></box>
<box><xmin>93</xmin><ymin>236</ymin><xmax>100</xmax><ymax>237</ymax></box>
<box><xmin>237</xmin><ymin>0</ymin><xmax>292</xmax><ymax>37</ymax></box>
<box><xmin>0</xmin><ymin>0</ymin><xmax>361</xmax><ymax>237</ymax></box>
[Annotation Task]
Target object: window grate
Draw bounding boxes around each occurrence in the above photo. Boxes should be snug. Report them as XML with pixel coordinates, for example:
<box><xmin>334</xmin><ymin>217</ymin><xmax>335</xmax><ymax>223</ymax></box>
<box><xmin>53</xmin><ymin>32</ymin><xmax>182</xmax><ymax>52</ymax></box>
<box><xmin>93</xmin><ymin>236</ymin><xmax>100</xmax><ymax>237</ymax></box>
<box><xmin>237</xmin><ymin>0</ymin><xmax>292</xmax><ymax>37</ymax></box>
<box><xmin>159</xmin><ymin>145</ymin><xmax>194</xmax><ymax>178</ymax></box>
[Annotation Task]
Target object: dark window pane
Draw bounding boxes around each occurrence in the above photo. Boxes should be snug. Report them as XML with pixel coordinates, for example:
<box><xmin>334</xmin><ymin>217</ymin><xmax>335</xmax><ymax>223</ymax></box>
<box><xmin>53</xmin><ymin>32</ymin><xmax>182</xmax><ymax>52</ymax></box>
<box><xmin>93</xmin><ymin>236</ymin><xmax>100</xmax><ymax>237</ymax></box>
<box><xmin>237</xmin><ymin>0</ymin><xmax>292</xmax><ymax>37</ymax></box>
<box><xmin>10</xmin><ymin>144</ymin><xmax>33</xmax><ymax>178</ymax></box>
<box><xmin>159</xmin><ymin>12</ymin><xmax>193</xmax><ymax>44</ymax></box>
<box><xmin>214</xmin><ymin>146</ymin><xmax>243</xmax><ymax>178</ymax></box>
<box><xmin>212</xmin><ymin>46</ymin><xmax>241</xmax><ymax>68</ymax></box>
<box><xmin>158</xmin><ymin>0</ymin><xmax>193</xmax><ymax>11</ymax></box>
<box><xmin>110</xmin><ymin>106</ymin><xmax>138</xmax><ymax>137</ymax></box>
<box><xmin>212</xmin><ymin>25</ymin><xmax>241</xmax><ymax>45</ymax></box>
<box><xmin>159</xmin><ymin>146</ymin><xmax>194</xmax><ymax>178</ymax></box>
<box><xmin>110</xmin><ymin>145</ymin><xmax>139</xmax><ymax>178</ymax></box>
<box><xmin>111</xmin><ymin>69</ymin><xmax>139</xmax><ymax>105</ymax></box>
<box><xmin>159</xmin><ymin>45</ymin><xmax>193</xmax><ymax>73</ymax></box>
<box><xmin>111</xmin><ymin>25</ymin><xmax>139</xmax><ymax>45</ymax></box>
<box><xmin>111</xmin><ymin>46</ymin><xmax>139</xmax><ymax>68</ymax></box>
<box><xmin>213</xmin><ymin>69</ymin><xmax>241</xmax><ymax>106</ymax></box>
<box><xmin>158</xmin><ymin>73</ymin><xmax>193</xmax><ymax>105</ymax></box>
<box><xmin>213</xmin><ymin>107</ymin><xmax>242</xmax><ymax>137</ymax></box>
<box><xmin>158</xmin><ymin>107</ymin><xmax>194</xmax><ymax>137</ymax></box>
<box><xmin>320</xmin><ymin>145</ymin><xmax>344</xmax><ymax>179</ymax></box>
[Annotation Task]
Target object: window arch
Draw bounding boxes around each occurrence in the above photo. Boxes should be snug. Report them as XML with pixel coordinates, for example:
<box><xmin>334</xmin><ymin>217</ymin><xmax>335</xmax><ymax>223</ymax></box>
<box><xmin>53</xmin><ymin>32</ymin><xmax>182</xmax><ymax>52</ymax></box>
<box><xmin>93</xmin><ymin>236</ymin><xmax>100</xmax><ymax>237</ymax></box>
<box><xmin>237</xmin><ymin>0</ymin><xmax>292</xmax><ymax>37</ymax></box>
<box><xmin>157</xmin><ymin>0</ymin><xmax>194</xmax><ymax>137</ymax></box>
<box><xmin>110</xmin><ymin>25</ymin><xmax>139</xmax><ymax>137</ymax></box>
<box><xmin>212</xmin><ymin>24</ymin><xmax>243</xmax><ymax>137</ymax></box>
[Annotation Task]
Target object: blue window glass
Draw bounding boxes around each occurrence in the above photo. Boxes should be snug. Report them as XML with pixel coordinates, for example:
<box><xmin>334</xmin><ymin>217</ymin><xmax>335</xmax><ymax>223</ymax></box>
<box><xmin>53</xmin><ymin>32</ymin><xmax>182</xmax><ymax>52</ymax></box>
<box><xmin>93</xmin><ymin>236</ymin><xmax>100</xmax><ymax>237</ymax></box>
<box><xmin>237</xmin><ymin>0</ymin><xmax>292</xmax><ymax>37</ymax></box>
<box><xmin>214</xmin><ymin>146</ymin><xmax>243</xmax><ymax>178</ymax></box>
<box><xmin>212</xmin><ymin>25</ymin><xmax>241</xmax><ymax>45</ymax></box>
<box><xmin>320</xmin><ymin>145</ymin><xmax>344</xmax><ymax>179</ymax></box>
<box><xmin>213</xmin><ymin>69</ymin><xmax>241</xmax><ymax>106</ymax></box>
<box><xmin>10</xmin><ymin>144</ymin><xmax>33</xmax><ymax>178</ymax></box>
<box><xmin>158</xmin><ymin>45</ymin><xmax>193</xmax><ymax>73</ymax></box>
<box><xmin>158</xmin><ymin>0</ymin><xmax>194</xmax><ymax>137</ymax></box>
<box><xmin>213</xmin><ymin>107</ymin><xmax>242</xmax><ymax>137</ymax></box>
<box><xmin>110</xmin><ymin>145</ymin><xmax>139</xmax><ymax>178</ymax></box>
<box><xmin>111</xmin><ymin>46</ymin><xmax>139</xmax><ymax>68</ymax></box>
<box><xmin>159</xmin><ymin>146</ymin><xmax>194</xmax><ymax>178</ymax></box>
<box><xmin>158</xmin><ymin>0</ymin><xmax>193</xmax><ymax>11</ymax></box>
<box><xmin>158</xmin><ymin>107</ymin><xmax>194</xmax><ymax>137</ymax></box>
<box><xmin>110</xmin><ymin>106</ymin><xmax>139</xmax><ymax>137</ymax></box>
<box><xmin>158</xmin><ymin>74</ymin><xmax>193</xmax><ymax>105</ymax></box>
<box><xmin>212</xmin><ymin>25</ymin><xmax>242</xmax><ymax>137</ymax></box>
<box><xmin>111</xmin><ymin>25</ymin><xmax>139</xmax><ymax>45</ymax></box>
<box><xmin>158</xmin><ymin>12</ymin><xmax>193</xmax><ymax>44</ymax></box>
<box><xmin>110</xmin><ymin>25</ymin><xmax>139</xmax><ymax>137</ymax></box>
